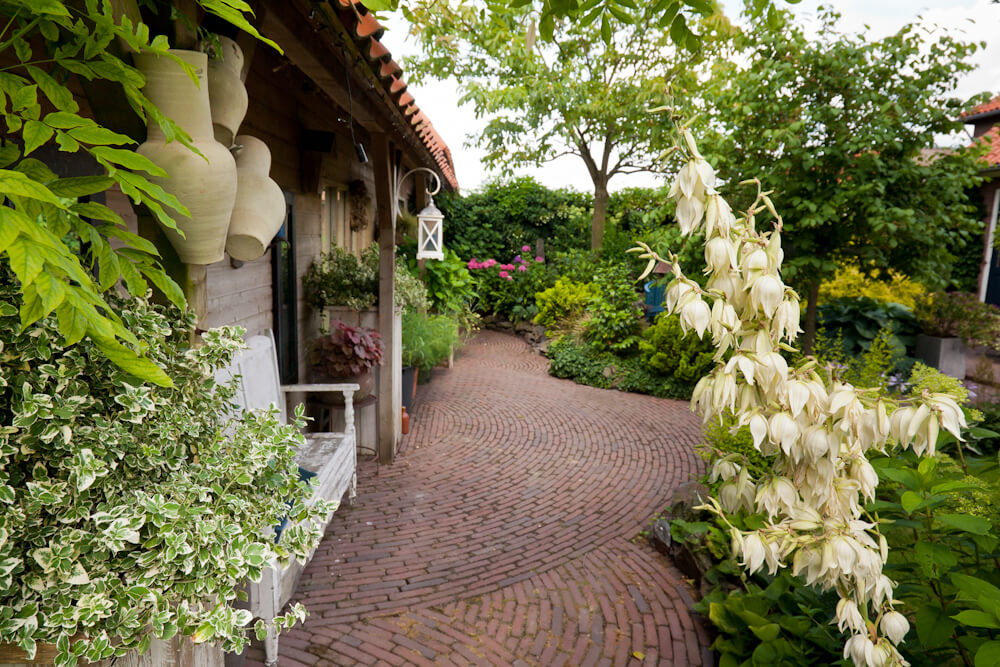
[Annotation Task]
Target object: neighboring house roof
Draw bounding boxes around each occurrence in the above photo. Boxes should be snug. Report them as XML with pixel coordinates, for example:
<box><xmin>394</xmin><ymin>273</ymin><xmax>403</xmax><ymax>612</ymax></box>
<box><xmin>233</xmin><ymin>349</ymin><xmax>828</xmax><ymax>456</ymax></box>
<box><xmin>916</xmin><ymin>147</ymin><xmax>954</xmax><ymax>166</ymax></box>
<box><xmin>974</xmin><ymin>125</ymin><xmax>1000</xmax><ymax>168</ymax></box>
<box><xmin>963</xmin><ymin>95</ymin><xmax>1000</xmax><ymax>123</ymax></box>
<box><xmin>333</xmin><ymin>0</ymin><xmax>457</xmax><ymax>190</ymax></box>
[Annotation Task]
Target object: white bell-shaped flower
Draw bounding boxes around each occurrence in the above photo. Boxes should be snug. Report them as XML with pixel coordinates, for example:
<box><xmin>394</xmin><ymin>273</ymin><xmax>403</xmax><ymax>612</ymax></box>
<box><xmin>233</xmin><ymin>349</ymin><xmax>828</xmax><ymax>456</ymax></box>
<box><xmin>750</xmin><ymin>274</ymin><xmax>784</xmax><ymax>319</ymax></box>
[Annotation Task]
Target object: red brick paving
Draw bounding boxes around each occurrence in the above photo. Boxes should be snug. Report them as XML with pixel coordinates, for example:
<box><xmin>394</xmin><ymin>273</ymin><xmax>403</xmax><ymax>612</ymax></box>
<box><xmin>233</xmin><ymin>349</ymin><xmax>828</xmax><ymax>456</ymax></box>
<box><xmin>246</xmin><ymin>331</ymin><xmax>711</xmax><ymax>666</ymax></box>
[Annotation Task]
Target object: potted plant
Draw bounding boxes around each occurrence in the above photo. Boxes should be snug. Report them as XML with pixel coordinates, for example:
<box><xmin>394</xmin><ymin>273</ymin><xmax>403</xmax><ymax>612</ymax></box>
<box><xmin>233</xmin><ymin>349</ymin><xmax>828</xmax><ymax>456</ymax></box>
<box><xmin>401</xmin><ymin>311</ymin><xmax>460</xmax><ymax>390</ymax></box>
<box><xmin>0</xmin><ymin>278</ymin><xmax>327</xmax><ymax>665</ymax></box>
<box><xmin>309</xmin><ymin>321</ymin><xmax>384</xmax><ymax>404</ymax></box>
<box><xmin>913</xmin><ymin>291</ymin><xmax>1000</xmax><ymax>378</ymax></box>
<box><xmin>302</xmin><ymin>247</ymin><xmax>378</xmax><ymax>313</ymax></box>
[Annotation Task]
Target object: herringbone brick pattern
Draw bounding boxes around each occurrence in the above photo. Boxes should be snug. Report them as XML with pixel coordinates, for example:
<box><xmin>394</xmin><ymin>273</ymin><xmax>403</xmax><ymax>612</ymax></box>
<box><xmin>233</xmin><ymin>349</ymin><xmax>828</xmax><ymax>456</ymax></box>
<box><xmin>246</xmin><ymin>331</ymin><xmax>710</xmax><ymax>666</ymax></box>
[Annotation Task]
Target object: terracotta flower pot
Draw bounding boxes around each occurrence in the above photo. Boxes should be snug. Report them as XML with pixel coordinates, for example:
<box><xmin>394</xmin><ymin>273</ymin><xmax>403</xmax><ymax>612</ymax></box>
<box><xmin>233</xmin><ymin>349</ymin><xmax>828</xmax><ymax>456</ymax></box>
<box><xmin>135</xmin><ymin>49</ymin><xmax>238</xmax><ymax>265</ymax></box>
<box><xmin>207</xmin><ymin>36</ymin><xmax>248</xmax><ymax>147</ymax></box>
<box><xmin>225</xmin><ymin>135</ymin><xmax>285</xmax><ymax>261</ymax></box>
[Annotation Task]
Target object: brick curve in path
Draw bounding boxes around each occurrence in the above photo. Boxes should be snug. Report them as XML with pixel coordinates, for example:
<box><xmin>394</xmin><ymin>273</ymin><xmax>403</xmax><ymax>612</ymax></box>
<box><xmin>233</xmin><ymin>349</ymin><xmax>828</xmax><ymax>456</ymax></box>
<box><xmin>247</xmin><ymin>330</ymin><xmax>711</xmax><ymax>666</ymax></box>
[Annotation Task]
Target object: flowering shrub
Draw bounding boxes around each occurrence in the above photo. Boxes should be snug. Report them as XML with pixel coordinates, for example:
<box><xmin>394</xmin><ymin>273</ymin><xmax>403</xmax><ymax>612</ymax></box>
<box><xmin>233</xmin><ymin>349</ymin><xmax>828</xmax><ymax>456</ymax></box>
<box><xmin>633</xmin><ymin>128</ymin><xmax>972</xmax><ymax>666</ymax></box>
<box><xmin>0</xmin><ymin>278</ymin><xmax>329</xmax><ymax>664</ymax></box>
<box><xmin>468</xmin><ymin>248</ymin><xmax>553</xmax><ymax>322</ymax></box>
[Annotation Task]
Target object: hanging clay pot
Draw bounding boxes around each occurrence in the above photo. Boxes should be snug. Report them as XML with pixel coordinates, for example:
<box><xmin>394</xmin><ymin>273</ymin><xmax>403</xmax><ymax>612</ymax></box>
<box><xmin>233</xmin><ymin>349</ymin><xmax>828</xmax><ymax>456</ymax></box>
<box><xmin>135</xmin><ymin>50</ymin><xmax>238</xmax><ymax>265</ymax></box>
<box><xmin>226</xmin><ymin>135</ymin><xmax>286</xmax><ymax>261</ymax></box>
<box><xmin>207</xmin><ymin>36</ymin><xmax>248</xmax><ymax>147</ymax></box>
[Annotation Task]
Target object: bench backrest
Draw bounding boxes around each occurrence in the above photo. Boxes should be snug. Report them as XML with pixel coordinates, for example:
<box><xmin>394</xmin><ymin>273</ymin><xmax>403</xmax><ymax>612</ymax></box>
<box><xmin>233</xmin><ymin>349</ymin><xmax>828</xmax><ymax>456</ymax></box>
<box><xmin>215</xmin><ymin>330</ymin><xmax>287</xmax><ymax>423</ymax></box>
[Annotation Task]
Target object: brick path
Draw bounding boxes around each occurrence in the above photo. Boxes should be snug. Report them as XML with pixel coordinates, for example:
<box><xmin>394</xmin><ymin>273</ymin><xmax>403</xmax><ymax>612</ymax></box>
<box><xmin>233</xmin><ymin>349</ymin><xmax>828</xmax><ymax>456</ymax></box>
<box><xmin>247</xmin><ymin>330</ymin><xmax>711</xmax><ymax>666</ymax></box>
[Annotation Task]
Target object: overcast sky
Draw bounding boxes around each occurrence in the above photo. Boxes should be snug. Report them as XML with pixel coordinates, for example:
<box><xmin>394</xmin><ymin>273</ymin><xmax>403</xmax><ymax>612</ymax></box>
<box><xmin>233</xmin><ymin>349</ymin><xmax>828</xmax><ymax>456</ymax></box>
<box><xmin>381</xmin><ymin>1</ymin><xmax>1000</xmax><ymax>195</ymax></box>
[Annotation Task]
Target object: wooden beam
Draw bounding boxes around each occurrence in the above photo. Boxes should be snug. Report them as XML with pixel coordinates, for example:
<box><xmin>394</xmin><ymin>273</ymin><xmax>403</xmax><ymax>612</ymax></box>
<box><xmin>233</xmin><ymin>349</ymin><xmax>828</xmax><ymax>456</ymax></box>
<box><xmin>372</xmin><ymin>132</ymin><xmax>397</xmax><ymax>464</ymax></box>
<box><xmin>257</xmin><ymin>0</ymin><xmax>449</xmax><ymax>187</ymax></box>
<box><xmin>258</xmin><ymin>0</ymin><xmax>381</xmax><ymax>130</ymax></box>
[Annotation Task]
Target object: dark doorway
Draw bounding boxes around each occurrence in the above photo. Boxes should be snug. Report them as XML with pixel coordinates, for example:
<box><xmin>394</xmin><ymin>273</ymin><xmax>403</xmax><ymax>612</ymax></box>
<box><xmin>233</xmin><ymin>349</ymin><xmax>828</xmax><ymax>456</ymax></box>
<box><xmin>272</xmin><ymin>192</ymin><xmax>298</xmax><ymax>383</ymax></box>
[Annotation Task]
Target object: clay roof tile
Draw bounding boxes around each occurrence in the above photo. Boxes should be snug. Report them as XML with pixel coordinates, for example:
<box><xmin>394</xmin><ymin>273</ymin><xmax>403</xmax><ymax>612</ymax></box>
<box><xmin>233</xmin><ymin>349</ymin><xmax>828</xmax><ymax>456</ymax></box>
<box><xmin>334</xmin><ymin>1</ymin><xmax>457</xmax><ymax>189</ymax></box>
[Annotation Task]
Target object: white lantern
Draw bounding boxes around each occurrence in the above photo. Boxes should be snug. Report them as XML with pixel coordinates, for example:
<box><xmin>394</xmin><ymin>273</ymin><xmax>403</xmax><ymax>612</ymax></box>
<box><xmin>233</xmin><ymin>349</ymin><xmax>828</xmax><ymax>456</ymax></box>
<box><xmin>416</xmin><ymin>199</ymin><xmax>444</xmax><ymax>261</ymax></box>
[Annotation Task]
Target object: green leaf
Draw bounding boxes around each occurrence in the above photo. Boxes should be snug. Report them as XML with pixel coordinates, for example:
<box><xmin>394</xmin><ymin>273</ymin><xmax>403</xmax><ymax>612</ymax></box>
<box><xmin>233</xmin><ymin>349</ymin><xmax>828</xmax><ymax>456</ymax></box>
<box><xmin>22</xmin><ymin>120</ymin><xmax>54</xmax><ymax>156</ymax></box>
<box><xmin>71</xmin><ymin>201</ymin><xmax>124</xmax><ymax>224</ymax></box>
<box><xmin>138</xmin><ymin>265</ymin><xmax>185</xmax><ymax>310</ymax></box>
<box><xmin>0</xmin><ymin>142</ymin><xmax>20</xmax><ymax>168</ymax></box>
<box><xmin>67</xmin><ymin>125</ymin><xmax>134</xmax><ymax>146</ymax></box>
<box><xmin>749</xmin><ymin>623</ymin><xmax>781</xmax><ymax>642</ymax></box>
<box><xmin>56</xmin><ymin>302</ymin><xmax>89</xmax><ymax>346</ymax></box>
<box><xmin>0</xmin><ymin>169</ymin><xmax>66</xmax><ymax>206</ymax></box>
<box><xmin>18</xmin><ymin>0</ymin><xmax>70</xmax><ymax>16</ymax></box>
<box><xmin>48</xmin><ymin>176</ymin><xmax>115</xmax><ymax>199</ymax></box>
<box><xmin>953</xmin><ymin>574</ymin><xmax>1000</xmax><ymax>602</ymax></box>
<box><xmin>916</xmin><ymin>604</ymin><xmax>957</xmax><ymax>648</ymax></box>
<box><xmin>953</xmin><ymin>610</ymin><xmax>1000</xmax><ymax>630</ymax></box>
<box><xmin>96</xmin><ymin>242</ymin><xmax>120</xmax><ymax>291</ymax></box>
<box><xmin>938</xmin><ymin>513</ymin><xmax>992</xmax><ymax>535</ymax></box>
<box><xmin>0</xmin><ymin>218</ymin><xmax>20</xmax><ymax>253</ymax></box>
<box><xmin>43</xmin><ymin>111</ymin><xmax>89</xmax><ymax>130</ymax></box>
<box><xmin>19</xmin><ymin>283</ymin><xmax>47</xmax><ymax>329</ymax></box>
<box><xmin>32</xmin><ymin>271</ymin><xmax>66</xmax><ymax>315</ymax></box>
<box><xmin>91</xmin><ymin>335</ymin><xmax>172</xmax><ymax>388</ymax></box>
<box><xmin>117</xmin><ymin>259</ymin><xmax>146</xmax><ymax>296</ymax></box>
<box><xmin>6</xmin><ymin>237</ymin><xmax>45</xmax><ymax>284</ymax></box>
<box><xmin>976</xmin><ymin>641</ymin><xmax>1000</xmax><ymax>667</ymax></box>
<box><xmin>90</xmin><ymin>146</ymin><xmax>167</xmax><ymax>176</ymax></box>
<box><xmin>26</xmin><ymin>65</ymin><xmax>78</xmax><ymax>112</ymax></box>
<box><xmin>901</xmin><ymin>490</ymin><xmax>923</xmax><ymax>513</ymax></box>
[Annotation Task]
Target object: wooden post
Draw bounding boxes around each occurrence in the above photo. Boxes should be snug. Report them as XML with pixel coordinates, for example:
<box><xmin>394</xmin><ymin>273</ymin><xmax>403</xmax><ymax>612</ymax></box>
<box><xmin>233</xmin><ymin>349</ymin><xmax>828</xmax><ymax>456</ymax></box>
<box><xmin>372</xmin><ymin>133</ymin><xmax>397</xmax><ymax>464</ymax></box>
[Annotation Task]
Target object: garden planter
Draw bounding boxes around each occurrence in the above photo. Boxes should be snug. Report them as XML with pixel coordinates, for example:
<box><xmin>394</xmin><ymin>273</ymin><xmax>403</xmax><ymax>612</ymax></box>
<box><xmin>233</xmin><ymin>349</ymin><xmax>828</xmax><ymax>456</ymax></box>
<box><xmin>401</xmin><ymin>365</ymin><xmax>417</xmax><ymax>414</ymax></box>
<box><xmin>135</xmin><ymin>49</ymin><xmax>238</xmax><ymax>265</ymax></box>
<box><xmin>915</xmin><ymin>333</ymin><xmax>966</xmax><ymax>379</ymax></box>
<box><xmin>207</xmin><ymin>37</ymin><xmax>248</xmax><ymax>148</ymax></box>
<box><xmin>225</xmin><ymin>135</ymin><xmax>285</xmax><ymax>261</ymax></box>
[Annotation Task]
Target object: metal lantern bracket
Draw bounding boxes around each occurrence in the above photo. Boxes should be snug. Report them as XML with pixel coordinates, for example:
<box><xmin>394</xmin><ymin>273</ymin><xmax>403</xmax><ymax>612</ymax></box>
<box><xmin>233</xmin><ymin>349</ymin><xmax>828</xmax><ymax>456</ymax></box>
<box><xmin>394</xmin><ymin>167</ymin><xmax>445</xmax><ymax>261</ymax></box>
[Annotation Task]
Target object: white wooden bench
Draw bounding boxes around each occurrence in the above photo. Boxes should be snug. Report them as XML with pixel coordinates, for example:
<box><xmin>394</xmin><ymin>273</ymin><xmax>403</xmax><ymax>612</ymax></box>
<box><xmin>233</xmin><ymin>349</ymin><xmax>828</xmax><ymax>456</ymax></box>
<box><xmin>215</xmin><ymin>331</ymin><xmax>358</xmax><ymax>667</ymax></box>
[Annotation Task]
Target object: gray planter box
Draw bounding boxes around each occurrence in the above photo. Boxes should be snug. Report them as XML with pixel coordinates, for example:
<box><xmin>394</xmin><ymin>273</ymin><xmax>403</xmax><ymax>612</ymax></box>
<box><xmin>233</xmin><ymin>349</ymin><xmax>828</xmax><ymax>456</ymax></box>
<box><xmin>915</xmin><ymin>334</ymin><xmax>966</xmax><ymax>379</ymax></box>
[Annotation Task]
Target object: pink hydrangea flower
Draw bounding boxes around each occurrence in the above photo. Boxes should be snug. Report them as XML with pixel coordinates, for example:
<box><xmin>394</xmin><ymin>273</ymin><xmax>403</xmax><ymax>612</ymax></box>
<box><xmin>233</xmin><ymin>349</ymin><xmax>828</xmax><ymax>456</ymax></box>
<box><xmin>518</xmin><ymin>265</ymin><xmax>527</xmax><ymax>272</ymax></box>
<box><xmin>467</xmin><ymin>259</ymin><xmax>480</xmax><ymax>269</ymax></box>
<box><xmin>522</xmin><ymin>245</ymin><xmax>531</xmax><ymax>252</ymax></box>
<box><xmin>535</xmin><ymin>256</ymin><xmax>544</xmax><ymax>263</ymax></box>
<box><xmin>485</xmin><ymin>258</ymin><xmax>498</xmax><ymax>268</ymax></box>
<box><xmin>498</xmin><ymin>270</ymin><xmax>509</xmax><ymax>279</ymax></box>
<box><xmin>500</xmin><ymin>263</ymin><xmax>515</xmax><ymax>271</ymax></box>
<box><xmin>505</xmin><ymin>275</ymin><xmax>513</xmax><ymax>281</ymax></box>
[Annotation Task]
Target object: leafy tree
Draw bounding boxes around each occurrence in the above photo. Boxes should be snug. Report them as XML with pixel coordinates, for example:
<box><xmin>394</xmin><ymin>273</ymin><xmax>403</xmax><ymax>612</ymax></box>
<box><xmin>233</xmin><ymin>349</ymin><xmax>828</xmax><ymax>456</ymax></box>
<box><xmin>403</xmin><ymin>1</ymin><xmax>729</xmax><ymax>250</ymax></box>
<box><xmin>436</xmin><ymin>176</ymin><xmax>590</xmax><ymax>259</ymax></box>
<box><xmin>700</xmin><ymin>8</ymin><xmax>985</xmax><ymax>352</ymax></box>
<box><xmin>0</xmin><ymin>0</ymin><xmax>274</xmax><ymax>385</ymax></box>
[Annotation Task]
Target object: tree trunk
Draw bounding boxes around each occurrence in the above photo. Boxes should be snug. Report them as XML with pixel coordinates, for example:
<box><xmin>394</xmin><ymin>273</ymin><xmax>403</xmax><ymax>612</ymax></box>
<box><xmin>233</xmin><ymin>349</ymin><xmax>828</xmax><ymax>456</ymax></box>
<box><xmin>802</xmin><ymin>281</ymin><xmax>821</xmax><ymax>355</ymax></box>
<box><xmin>591</xmin><ymin>179</ymin><xmax>609</xmax><ymax>251</ymax></box>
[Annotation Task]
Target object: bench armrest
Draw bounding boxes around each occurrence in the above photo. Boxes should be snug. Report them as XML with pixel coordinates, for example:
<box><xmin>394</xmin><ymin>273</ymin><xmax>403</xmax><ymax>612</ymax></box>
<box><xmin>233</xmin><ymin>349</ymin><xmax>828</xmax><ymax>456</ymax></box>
<box><xmin>281</xmin><ymin>383</ymin><xmax>360</xmax><ymax>393</ymax></box>
<box><xmin>280</xmin><ymin>384</ymin><xmax>359</xmax><ymax>435</ymax></box>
